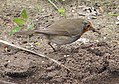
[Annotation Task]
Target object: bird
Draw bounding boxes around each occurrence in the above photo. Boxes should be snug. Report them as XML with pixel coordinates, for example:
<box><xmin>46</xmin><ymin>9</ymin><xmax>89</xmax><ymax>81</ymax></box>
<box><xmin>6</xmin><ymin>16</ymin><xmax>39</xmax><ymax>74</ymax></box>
<box><xmin>15</xmin><ymin>18</ymin><xmax>100</xmax><ymax>51</ymax></box>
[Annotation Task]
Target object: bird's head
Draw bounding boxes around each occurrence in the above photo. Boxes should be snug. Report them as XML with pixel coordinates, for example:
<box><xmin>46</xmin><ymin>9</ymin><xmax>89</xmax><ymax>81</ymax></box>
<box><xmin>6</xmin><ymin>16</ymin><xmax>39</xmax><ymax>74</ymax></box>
<box><xmin>82</xmin><ymin>20</ymin><xmax>100</xmax><ymax>34</ymax></box>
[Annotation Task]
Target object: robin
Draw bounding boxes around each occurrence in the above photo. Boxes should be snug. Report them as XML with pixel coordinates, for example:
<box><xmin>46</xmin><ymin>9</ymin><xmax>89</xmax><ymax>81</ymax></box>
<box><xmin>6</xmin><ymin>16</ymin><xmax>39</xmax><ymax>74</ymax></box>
<box><xmin>15</xmin><ymin>18</ymin><xmax>100</xmax><ymax>51</ymax></box>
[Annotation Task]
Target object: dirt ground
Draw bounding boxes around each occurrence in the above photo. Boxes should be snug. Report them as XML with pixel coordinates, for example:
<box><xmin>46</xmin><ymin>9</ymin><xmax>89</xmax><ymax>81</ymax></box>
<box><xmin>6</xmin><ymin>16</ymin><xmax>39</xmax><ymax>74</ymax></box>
<box><xmin>0</xmin><ymin>0</ymin><xmax>119</xmax><ymax>84</ymax></box>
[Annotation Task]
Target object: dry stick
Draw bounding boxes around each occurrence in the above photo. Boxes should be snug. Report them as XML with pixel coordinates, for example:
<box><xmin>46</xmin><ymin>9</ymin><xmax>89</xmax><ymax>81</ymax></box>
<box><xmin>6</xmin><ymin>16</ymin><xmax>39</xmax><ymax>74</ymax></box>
<box><xmin>0</xmin><ymin>80</ymin><xmax>16</xmax><ymax>84</ymax></box>
<box><xmin>0</xmin><ymin>40</ymin><xmax>70</xmax><ymax>71</ymax></box>
<box><xmin>48</xmin><ymin>0</ymin><xmax>58</xmax><ymax>10</ymax></box>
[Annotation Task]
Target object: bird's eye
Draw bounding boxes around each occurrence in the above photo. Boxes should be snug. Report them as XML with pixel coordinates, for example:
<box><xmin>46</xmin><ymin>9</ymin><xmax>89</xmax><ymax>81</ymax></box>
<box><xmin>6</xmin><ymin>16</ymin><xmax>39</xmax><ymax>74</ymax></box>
<box><xmin>87</xmin><ymin>24</ymin><xmax>90</xmax><ymax>28</ymax></box>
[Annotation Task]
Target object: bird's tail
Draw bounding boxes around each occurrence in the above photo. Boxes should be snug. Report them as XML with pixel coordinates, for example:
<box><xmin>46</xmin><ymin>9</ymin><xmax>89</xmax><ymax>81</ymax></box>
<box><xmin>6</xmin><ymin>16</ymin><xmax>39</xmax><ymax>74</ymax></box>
<box><xmin>14</xmin><ymin>30</ymin><xmax>70</xmax><ymax>36</ymax></box>
<box><xmin>14</xmin><ymin>30</ymin><xmax>35</xmax><ymax>35</ymax></box>
<box><xmin>14</xmin><ymin>30</ymin><xmax>49</xmax><ymax>35</ymax></box>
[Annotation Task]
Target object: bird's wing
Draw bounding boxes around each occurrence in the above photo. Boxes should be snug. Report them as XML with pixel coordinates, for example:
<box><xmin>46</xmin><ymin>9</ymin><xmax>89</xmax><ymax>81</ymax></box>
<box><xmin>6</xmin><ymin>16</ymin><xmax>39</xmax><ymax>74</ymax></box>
<box><xmin>35</xmin><ymin>30</ymin><xmax>71</xmax><ymax>36</ymax></box>
<box><xmin>46</xmin><ymin>19</ymin><xmax>85</xmax><ymax>36</ymax></box>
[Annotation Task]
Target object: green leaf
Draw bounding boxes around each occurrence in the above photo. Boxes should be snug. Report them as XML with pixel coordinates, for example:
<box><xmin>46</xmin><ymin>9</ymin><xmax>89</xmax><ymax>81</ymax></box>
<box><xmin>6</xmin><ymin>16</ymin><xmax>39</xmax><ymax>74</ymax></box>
<box><xmin>10</xmin><ymin>26</ymin><xmax>21</xmax><ymax>35</ymax></box>
<box><xmin>21</xmin><ymin>9</ymin><xmax>28</xmax><ymax>19</ymax></box>
<box><xmin>27</xmin><ymin>24</ymin><xmax>34</xmax><ymax>30</ymax></box>
<box><xmin>58</xmin><ymin>8</ymin><xmax>65</xmax><ymax>16</ymax></box>
<box><xmin>108</xmin><ymin>13</ymin><xmax>119</xmax><ymax>16</ymax></box>
<box><xmin>13</xmin><ymin>18</ymin><xmax>25</xmax><ymax>26</ymax></box>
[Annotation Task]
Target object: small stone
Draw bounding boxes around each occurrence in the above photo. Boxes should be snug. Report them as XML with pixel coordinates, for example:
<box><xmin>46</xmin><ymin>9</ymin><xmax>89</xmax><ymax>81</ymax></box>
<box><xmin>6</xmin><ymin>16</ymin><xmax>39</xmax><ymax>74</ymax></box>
<box><xmin>67</xmin><ymin>55</ymin><xmax>70</xmax><ymax>57</ymax></box>
<box><xmin>42</xmin><ymin>9</ymin><xmax>45</xmax><ymax>12</ymax></box>
<box><xmin>78</xmin><ymin>38</ymin><xmax>90</xmax><ymax>44</ymax></box>
<box><xmin>64</xmin><ymin>55</ymin><xmax>67</xmax><ymax>57</ymax></box>
<box><xmin>117</xmin><ymin>16</ymin><xmax>119</xmax><ymax>20</ymax></box>
<box><xmin>95</xmin><ymin>40</ymin><xmax>99</xmax><ymax>42</ymax></box>
<box><xmin>71</xmin><ymin>9</ymin><xmax>75</xmax><ymax>13</ymax></box>
<box><xmin>64</xmin><ymin>55</ymin><xmax>70</xmax><ymax>57</ymax></box>
<box><xmin>103</xmin><ymin>37</ymin><xmax>106</xmax><ymax>40</ymax></box>
<box><xmin>91</xmin><ymin>47</ymin><xmax>94</xmax><ymax>49</ymax></box>
<box><xmin>35</xmin><ymin>19</ymin><xmax>38</xmax><ymax>21</ymax></box>
<box><xmin>90</xmin><ymin>16</ymin><xmax>97</xmax><ymax>19</ymax></box>
<box><xmin>116</xmin><ymin>22</ymin><xmax>119</xmax><ymax>25</ymax></box>
<box><xmin>41</xmin><ymin>61</ymin><xmax>44</xmax><ymax>63</ymax></box>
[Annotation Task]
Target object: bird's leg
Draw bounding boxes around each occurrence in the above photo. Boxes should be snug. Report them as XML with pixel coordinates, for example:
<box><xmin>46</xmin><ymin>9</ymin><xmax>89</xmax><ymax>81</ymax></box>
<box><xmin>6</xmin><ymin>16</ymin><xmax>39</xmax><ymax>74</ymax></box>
<box><xmin>48</xmin><ymin>42</ymin><xmax>56</xmax><ymax>52</ymax></box>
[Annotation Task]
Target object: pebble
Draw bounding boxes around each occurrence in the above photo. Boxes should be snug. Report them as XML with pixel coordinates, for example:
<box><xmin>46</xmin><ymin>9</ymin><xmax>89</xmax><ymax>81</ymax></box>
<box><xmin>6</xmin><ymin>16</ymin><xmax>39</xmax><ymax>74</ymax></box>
<box><xmin>115</xmin><ymin>22</ymin><xmax>119</xmax><ymax>25</ymax></box>
<box><xmin>117</xmin><ymin>16</ymin><xmax>119</xmax><ymax>20</ymax></box>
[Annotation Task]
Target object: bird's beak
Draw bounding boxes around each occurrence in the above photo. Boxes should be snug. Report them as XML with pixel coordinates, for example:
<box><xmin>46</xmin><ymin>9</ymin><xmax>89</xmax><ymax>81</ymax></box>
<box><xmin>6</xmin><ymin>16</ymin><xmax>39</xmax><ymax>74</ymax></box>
<box><xmin>89</xmin><ymin>27</ymin><xmax>95</xmax><ymax>31</ymax></box>
<box><xmin>89</xmin><ymin>27</ymin><xmax>101</xmax><ymax>35</ymax></box>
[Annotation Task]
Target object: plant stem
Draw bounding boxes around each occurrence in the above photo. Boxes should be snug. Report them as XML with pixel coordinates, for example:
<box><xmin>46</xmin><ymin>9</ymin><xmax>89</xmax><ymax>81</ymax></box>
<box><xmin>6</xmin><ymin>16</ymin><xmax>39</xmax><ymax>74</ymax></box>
<box><xmin>48</xmin><ymin>0</ymin><xmax>58</xmax><ymax>10</ymax></box>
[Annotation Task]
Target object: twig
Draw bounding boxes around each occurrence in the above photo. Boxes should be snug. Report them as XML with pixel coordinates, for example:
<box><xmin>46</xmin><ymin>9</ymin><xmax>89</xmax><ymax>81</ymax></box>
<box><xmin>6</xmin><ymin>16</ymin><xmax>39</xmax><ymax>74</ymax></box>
<box><xmin>0</xmin><ymin>80</ymin><xmax>16</xmax><ymax>84</ymax></box>
<box><xmin>0</xmin><ymin>40</ymin><xmax>70</xmax><ymax>71</ymax></box>
<box><xmin>48</xmin><ymin>0</ymin><xmax>58</xmax><ymax>10</ymax></box>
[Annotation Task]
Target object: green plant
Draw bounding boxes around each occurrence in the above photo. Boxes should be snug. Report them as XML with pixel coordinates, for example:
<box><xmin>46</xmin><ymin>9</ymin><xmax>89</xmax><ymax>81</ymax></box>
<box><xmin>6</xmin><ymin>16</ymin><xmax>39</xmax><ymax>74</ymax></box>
<box><xmin>60</xmin><ymin>0</ymin><xmax>65</xmax><ymax>1</ymax></box>
<box><xmin>48</xmin><ymin>0</ymin><xmax>65</xmax><ymax>16</ymax></box>
<box><xmin>58</xmin><ymin>7</ymin><xmax>65</xmax><ymax>16</ymax></box>
<box><xmin>108</xmin><ymin>12</ymin><xmax>119</xmax><ymax>16</ymax></box>
<box><xmin>10</xmin><ymin>9</ymin><xmax>34</xmax><ymax>35</ymax></box>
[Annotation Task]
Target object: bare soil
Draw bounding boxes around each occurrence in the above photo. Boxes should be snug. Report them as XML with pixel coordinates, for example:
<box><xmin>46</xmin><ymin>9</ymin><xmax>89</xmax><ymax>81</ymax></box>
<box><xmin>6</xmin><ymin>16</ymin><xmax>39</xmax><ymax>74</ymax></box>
<box><xmin>0</xmin><ymin>0</ymin><xmax>119</xmax><ymax>84</ymax></box>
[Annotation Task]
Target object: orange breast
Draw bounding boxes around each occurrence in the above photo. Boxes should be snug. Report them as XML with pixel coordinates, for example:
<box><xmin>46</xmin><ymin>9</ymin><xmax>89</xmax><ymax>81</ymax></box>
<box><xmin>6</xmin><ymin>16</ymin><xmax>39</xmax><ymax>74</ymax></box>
<box><xmin>80</xmin><ymin>27</ymin><xmax>89</xmax><ymax>36</ymax></box>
